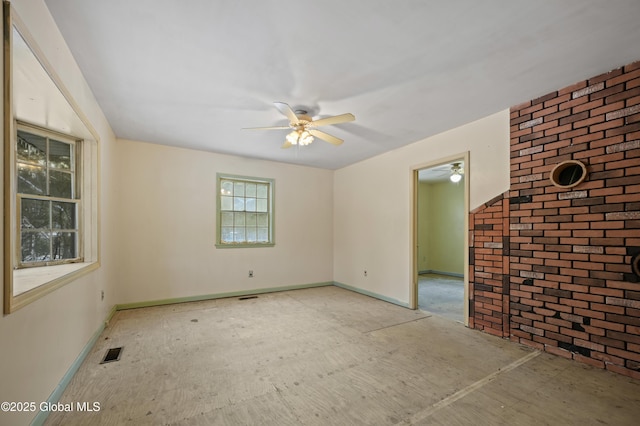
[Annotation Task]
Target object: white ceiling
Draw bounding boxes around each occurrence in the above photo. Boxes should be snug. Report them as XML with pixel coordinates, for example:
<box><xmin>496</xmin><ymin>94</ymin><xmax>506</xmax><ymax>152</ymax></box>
<box><xmin>43</xmin><ymin>0</ymin><xmax>640</xmax><ymax>170</ymax></box>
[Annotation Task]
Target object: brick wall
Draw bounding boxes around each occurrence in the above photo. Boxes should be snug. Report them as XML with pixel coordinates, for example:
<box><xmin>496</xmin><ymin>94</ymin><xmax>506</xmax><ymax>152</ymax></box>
<box><xmin>470</xmin><ymin>60</ymin><xmax>640</xmax><ymax>379</ymax></box>
<box><xmin>469</xmin><ymin>195</ymin><xmax>510</xmax><ymax>336</ymax></box>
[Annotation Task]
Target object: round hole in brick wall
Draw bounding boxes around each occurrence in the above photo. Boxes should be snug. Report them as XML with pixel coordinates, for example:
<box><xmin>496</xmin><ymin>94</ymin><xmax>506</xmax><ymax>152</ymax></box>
<box><xmin>550</xmin><ymin>160</ymin><xmax>588</xmax><ymax>188</ymax></box>
<box><xmin>632</xmin><ymin>253</ymin><xmax>640</xmax><ymax>279</ymax></box>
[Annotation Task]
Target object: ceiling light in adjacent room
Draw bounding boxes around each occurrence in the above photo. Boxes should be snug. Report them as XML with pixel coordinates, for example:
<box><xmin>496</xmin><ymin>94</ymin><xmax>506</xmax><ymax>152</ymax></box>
<box><xmin>450</xmin><ymin>163</ymin><xmax>463</xmax><ymax>183</ymax></box>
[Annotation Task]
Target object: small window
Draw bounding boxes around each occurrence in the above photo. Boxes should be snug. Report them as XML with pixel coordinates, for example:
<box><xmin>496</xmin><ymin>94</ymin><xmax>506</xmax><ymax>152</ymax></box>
<box><xmin>216</xmin><ymin>174</ymin><xmax>274</xmax><ymax>247</ymax></box>
<box><xmin>16</xmin><ymin>127</ymin><xmax>81</xmax><ymax>266</ymax></box>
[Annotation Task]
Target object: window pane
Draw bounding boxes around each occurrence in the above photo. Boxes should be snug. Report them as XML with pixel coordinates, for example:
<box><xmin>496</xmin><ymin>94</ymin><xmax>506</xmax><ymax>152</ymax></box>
<box><xmin>234</xmin><ymin>212</ymin><xmax>245</xmax><ymax>226</ymax></box>
<box><xmin>52</xmin><ymin>201</ymin><xmax>76</xmax><ymax>229</ymax></box>
<box><xmin>245</xmin><ymin>183</ymin><xmax>256</xmax><ymax>197</ymax></box>
<box><xmin>257</xmin><ymin>228</ymin><xmax>269</xmax><ymax>242</ymax></box>
<box><xmin>17</xmin><ymin>131</ymin><xmax>46</xmax><ymax>165</ymax></box>
<box><xmin>17</xmin><ymin>164</ymin><xmax>46</xmax><ymax>195</ymax></box>
<box><xmin>21</xmin><ymin>199</ymin><xmax>50</xmax><ymax>229</ymax></box>
<box><xmin>256</xmin><ymin>184</ymin><xmax>268</xmax><ymax>198</ymax></box>
<box><xmin>21</xmin><ymin>231</ymin><xmax>50</xmax><ymax>262</ymax></box>
<box><xmin>233</xmin><ymin>197</ymin><xmax>245</xmax><ymax>211</ymax></box>
<box><xmin>221</xmin><ymin>196</ymin><xmax>233</xmax><ymax>211</ymax></box>
<box><xmin>246</xmin><ymin>213</ymin><xmax>257</xmax><ymax>226</ymax></box>
<box><xmin>221</xmin><ymin>180</ymin><xmax>233</xmax><ymax>196</ymax></box>
<box><xmin>221</xmin><ymin>227</ymin><xmax>234</xmax><ymax>243</ymax></box>
<box><xmin>221</xmin><ymin>211</ymin><xmax>233</xmax><ymax>226</ymax></box>
<box><xmin>49</xmin><ymin>139</ymin><xmax>72</xmax><ymax>170</ymax></box>
<box><xmin>49</xmin><ymin>170</ymin><xmax>73</xmax><ymax>198</ymax></box>
<box><xmin>15</xmin><ymin>126</ymin><xmax>84</xmax><ymax>270</ymax></box>
<box><xmin>257</xmin><ymin>213</ymin><xmax>268</xmax><ymax>227</ymax></box>
<box><xmin>217</xmin><ymin>175</ymin><xmax>273</xmax><ymax>246</ymax></box>
<box><xmin>233</xmin><ymin>181</ymin><xmax>245</xmax><ymax>197</ymax></box>
<box><xmin>52</xmin><ymin>232</ymin><xmax>76</xmax><ymax>259</ymax></box>
<box><xmin>234</xmin><ymin>227</ymin><xmax>245</xmax><ymax>242</ymax></box>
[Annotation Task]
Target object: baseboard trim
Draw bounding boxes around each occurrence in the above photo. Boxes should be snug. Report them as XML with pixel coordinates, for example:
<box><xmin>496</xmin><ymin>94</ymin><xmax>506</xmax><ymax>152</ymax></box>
<box><xmin>105</xmin><ymin>304</ymin><xmax>117</xmax><ymax>326</ymax></box>
<box><xmin>115</xmin><ymin>281</ymin><xmax>334</xmax><ymax>311</ymax></box>
<box><xmin>333</xmin><ymin>281</ymin><xmax>409</xmax><ymax>308</ymax></box>
<box><xmin>418</xmin><ymin>270</ymin><xmax>464</xmax><ymax>278</ymax></box>
<box><xmin>30</xmin><ymin>316</ymin><xmax>107</xmax><ymax>426</ymax></box>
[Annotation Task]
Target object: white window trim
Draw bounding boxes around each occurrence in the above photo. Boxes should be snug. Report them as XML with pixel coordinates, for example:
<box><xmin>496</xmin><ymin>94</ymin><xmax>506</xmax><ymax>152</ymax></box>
<box><xmin>216</xmin><ymin>173</ymin><xmax>275</xmax><ymax>248</ymax></box>
<box><xmin>16</xmin><ymin>124</ymin><xmax>82</xmax><ymax>268</ymax></box>
<box><xmin>6</xmin><ymin>122</ymin><xmax>99</xmax><ymax>310</ymax></box>
<box><xmin>3</xmin><ymin>5</ymin><xmax>101</xmax><ymax>314</ymax></box>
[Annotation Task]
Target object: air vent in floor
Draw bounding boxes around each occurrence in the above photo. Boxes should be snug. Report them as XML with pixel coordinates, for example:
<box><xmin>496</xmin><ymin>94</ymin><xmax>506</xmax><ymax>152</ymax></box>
<box><xmin>239</xmin><ymin>295</ymin><xmax>258</xmax><ymax>300</ymax></box>
<box><xmin>101</xmin><ymin>347</ymin><xmax>123</xmax><ymax>364</ymax></box>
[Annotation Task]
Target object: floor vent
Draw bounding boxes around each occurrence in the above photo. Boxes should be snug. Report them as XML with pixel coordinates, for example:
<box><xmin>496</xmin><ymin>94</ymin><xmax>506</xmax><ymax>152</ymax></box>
<box><xmin>239</xmin><ymin>295</ymin><xmax>258</xmax><ymax>300</ymax></box>
<box><xmin>101</xmin><ymin>347</ymin><xmax>123</xmax><ymax>364</ymax></box>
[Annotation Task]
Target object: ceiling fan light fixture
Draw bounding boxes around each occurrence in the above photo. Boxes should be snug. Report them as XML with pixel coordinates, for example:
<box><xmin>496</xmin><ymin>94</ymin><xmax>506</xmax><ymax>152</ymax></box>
<box><xmin>246</xmin><ymin>102</ymin><xmax>353</xmax><ymax>149</ymax></box>
<box><xmin>285</xmin><ymin>130</ymin><xmax>299</xmax><ymax>145</ymax></box>
<box><xmin>286</xmin><ymin>129</ymin><xmax>314</xmax><ymax>146</ymax></box>
<box><xmin>450</xmin><ymin>162</ymin><xmax>464</xmax><ymax>183</ymax></box>
<box><xmin>299</xmin><ymin>130</ymin><xmax>314</xmax><ymax>146</ymax></box>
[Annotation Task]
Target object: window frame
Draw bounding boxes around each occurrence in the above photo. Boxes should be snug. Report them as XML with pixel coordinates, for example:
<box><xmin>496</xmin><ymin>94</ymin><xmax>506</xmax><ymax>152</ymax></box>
<box><xmin>16</xmin><ymin>123</ymin><xmax>83</xmax><ymax>268</ymax></box>
<box><xmin>216</xmin><ymin>173</ymin><xmax>275</xmax><ymax>248</ymax></box>
<box><xmin>3</xmin><ymin>4</ymin><xmax>100</xmax><ymax>314</ymax></box>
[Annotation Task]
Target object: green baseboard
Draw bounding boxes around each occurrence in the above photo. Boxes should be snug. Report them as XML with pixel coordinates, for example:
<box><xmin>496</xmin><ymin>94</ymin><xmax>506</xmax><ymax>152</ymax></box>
<box><xmin>115</xmin><ymin>281</ymin><xmax>333</xmax><ymax>311</ymax></box>
<box><xmin>30</xmin><ymin>315</ymin><xmax>107</xmax><ymax>426</ymax></box>
<box><xmin>333</xmin><ymin>281</ymin><xmax>409</xmax><ymax>308</ymax></box>
<box><xmin>418</xmin><ymin>270</ymin><xmax>464</xmax><ymax>278</ymax></box>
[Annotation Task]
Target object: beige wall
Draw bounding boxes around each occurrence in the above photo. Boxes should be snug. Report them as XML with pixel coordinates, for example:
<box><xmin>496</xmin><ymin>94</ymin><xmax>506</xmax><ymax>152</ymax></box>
<box><xmin>0</xmin><ymin>1</ymin><xmax>118</xmax><ymax>425</ymax></box>
<box><xmin>114</xmin><ymin>139</ymin><xmax>334</xmax><ymax>304</ymax></box>
<box><xmin>333</xmin><ymin>110</ymin><xmax>510</xmax><ymax>306</ymax></box>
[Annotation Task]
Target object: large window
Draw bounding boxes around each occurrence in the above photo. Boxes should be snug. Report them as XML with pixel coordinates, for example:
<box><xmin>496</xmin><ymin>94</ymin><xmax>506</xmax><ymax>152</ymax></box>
<box><xmin>4</xmin><ymin>9</ymin><xmax>100</xmax><ymax>313</ymax></box>
<box><xmin>216</xmin><ymin>174</ymin><xmax>274</xmax><ymax>247</ymax></box>
<box><xmin>17</xmin><ymin>126</ymin><xmax>81</xmax><ymax>266</ymax></box>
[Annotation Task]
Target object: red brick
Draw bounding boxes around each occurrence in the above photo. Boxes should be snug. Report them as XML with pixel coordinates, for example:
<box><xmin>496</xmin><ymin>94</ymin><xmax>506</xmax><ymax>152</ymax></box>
<box><xmin>545</xmin><ymin>345</ymin><xmax>573</xmax><ymax>359</ymax></box>
<box><xmin>607</xmin><ymin>347</ymin><xmax>640</xmax><ymax>363</ymax></box>
<box><xmin>495</xmin><ymin>60</ymin><xmax>640</xmax><ymax>379</ymax></box>
<box><xmin>606</xmin><ymin>364</ymin><xmax>640</xmax><ymax>380</ymax></box>
<box><xmin>573</xmin><ymin>353</ymin><xmax>605</xmax><ymax>369</ymax></box>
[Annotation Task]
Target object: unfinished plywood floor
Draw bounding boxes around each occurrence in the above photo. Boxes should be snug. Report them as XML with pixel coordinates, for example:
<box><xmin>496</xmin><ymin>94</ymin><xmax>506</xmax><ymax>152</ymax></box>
<box><xmin>45</xmin><ymin>286</ymin><xmax>640</xmax><ymax>425</ymax></box>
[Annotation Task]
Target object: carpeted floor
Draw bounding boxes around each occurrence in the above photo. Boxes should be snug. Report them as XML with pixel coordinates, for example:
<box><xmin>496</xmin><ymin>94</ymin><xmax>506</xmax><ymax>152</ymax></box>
<box><xmin>418</xmin><ymin>273</ymin><xmax>464</xmax><ymax>323</ymax></box>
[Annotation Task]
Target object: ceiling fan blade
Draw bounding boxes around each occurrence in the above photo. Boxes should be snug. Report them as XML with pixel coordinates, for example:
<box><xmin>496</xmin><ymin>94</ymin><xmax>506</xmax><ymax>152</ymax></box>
<box><xmin>308</xmin><ymin>113</ymin><xmax>355</xmax><ymax>127</ymax></box>
<box><xmin>308</xmin><ymin>129</ymin><xmax>343</xmax><ymax>146</ymax></box>
<box><xmin>242</xmin><ymin>125</ymin><xmax>291</xmax><ymax>130</ymax></box>
<box><xmin>281</xmin><ymin>140</ymin><xmax>293</xmax><ymax>149</ymax></box>
<box><xmin>273</xmin><ymin>102</ymin><xmax>300</xmax><ymax>125</ymax></box>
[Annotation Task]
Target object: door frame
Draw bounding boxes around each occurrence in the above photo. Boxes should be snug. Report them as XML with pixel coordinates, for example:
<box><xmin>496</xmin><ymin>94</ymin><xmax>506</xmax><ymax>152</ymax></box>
<box><xmin>410</xmin><ymin>151</ymin><xmax>470</xmax><ymax>326</ymax></box>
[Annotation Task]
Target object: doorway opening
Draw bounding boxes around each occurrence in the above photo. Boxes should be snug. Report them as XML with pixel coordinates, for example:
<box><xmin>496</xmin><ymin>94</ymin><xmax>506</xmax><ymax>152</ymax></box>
<box><xmin>412</xmin><ymin>154</ymin><xmax>469</xmax><ymax>325</ymax></box>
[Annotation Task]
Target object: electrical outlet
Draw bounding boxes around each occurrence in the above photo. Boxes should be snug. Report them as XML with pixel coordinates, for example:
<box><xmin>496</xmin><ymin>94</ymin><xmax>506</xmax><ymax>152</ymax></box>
<box><xmin>364</xmin><ymin>270</ymin><xmax>368</xmax><ymax>277</ymax></box>
<box><xmin>249</xmin><ymin>270</ymin><xmax>254</xmax><ymax>278</ymax></box>
<box><xmin>101</xmin><ymin>290</ymin><xmax>104</xmax><ymax>301</ymax></box>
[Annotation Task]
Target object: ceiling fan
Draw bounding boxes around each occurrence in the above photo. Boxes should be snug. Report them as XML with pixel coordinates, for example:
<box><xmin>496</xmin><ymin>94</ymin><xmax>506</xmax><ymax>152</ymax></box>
<box><xmin>244</xmin><ymin>102</ymin><xmax>355</xmax><ymax>148</ymax></box>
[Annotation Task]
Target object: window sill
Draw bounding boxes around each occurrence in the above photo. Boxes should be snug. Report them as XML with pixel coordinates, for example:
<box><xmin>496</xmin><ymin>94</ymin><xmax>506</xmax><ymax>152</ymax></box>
<box><xmin>13</xmin><ymin>262</ymin><xmax>99</xmax><ymax>296</ymax></box>
<box><xmin>215</xmin><ymin>243</ymin><xmax>275</xmax><ymax>249</ymax></box>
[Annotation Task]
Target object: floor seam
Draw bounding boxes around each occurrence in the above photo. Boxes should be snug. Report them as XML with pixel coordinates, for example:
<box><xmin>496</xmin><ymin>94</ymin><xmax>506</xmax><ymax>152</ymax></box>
<box><xmin>401</xmin><ymin>350</ymin><xmax>541</xmax><ymax>425</ymax></box>
<box><xmin>363</xmin><ymin>315</ymin><xmax>432</xmax><ymax>334</ymax></box>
